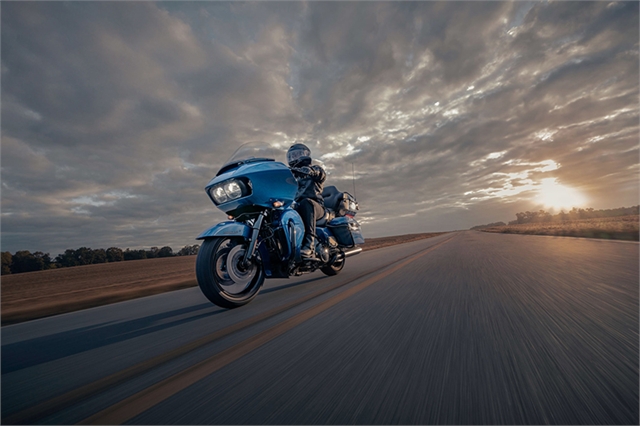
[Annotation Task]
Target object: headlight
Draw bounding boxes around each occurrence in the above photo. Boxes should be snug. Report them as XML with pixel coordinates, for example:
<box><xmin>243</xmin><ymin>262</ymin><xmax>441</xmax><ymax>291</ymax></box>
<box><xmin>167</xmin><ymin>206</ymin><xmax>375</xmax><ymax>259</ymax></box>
<box><xmin>208</xmin><ymin>178</ymin><xmax>250</xmax><ymax>205</ymax></box>
<box><xmin>225</xmin><ymin>181</ymin><xmax>242</xmax><ymax>199</ymax></box>
<box><xmin>212</xmin><ymin>186</ymin><xmax>228</xmax><ymax>204</ymax></box>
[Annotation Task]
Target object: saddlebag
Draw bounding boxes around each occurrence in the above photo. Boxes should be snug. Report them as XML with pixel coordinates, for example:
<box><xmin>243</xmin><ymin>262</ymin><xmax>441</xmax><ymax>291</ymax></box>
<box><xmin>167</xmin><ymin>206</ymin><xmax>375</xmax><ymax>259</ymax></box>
<box><xmin>327</xmin><ymin>217</ymin><xmax>365</xmax><ymax>246</ymax></box>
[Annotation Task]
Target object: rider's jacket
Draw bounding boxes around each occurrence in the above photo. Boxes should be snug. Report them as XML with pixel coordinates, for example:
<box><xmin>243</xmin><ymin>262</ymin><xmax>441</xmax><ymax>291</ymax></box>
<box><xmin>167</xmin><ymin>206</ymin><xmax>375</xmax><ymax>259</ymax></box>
<box><xmin>293</xmin><ymin>165</ymin><xmax>326</xmax><ymax>205</ymax></box>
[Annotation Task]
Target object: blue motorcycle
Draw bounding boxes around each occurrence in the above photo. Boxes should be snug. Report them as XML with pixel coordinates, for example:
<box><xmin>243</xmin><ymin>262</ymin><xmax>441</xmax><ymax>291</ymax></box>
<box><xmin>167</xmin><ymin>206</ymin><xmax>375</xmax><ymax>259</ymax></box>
<box><xmin>196</xmin><ymin>142</ymin><xmax>365</xmax><ymax>308</ymax></box>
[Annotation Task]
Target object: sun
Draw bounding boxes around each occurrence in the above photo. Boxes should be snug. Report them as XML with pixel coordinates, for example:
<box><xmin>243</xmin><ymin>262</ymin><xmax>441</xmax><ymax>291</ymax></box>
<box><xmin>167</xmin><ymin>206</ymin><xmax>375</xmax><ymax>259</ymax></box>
<box><xmin>536</xmin><ymin>178</ymin><xmax>587</xmax><ymax>210</ymax></box>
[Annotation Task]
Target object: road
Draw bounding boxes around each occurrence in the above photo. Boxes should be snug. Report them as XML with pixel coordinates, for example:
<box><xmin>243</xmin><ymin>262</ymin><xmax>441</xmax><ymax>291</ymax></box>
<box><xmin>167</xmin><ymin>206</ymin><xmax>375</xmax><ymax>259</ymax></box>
<box><xmin>2</xmin><ymin>231</ymin><xmax>638</xmax><ymax>425</ymax></box>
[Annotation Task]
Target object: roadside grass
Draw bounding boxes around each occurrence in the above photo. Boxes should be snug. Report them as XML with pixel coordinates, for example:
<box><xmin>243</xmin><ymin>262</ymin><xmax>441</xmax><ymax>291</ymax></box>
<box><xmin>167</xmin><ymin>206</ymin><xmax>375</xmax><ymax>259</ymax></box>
<box><xmin>480</xmin><ymin>215</ymin><xmax>639</xmax><ymax>241</ymax></box>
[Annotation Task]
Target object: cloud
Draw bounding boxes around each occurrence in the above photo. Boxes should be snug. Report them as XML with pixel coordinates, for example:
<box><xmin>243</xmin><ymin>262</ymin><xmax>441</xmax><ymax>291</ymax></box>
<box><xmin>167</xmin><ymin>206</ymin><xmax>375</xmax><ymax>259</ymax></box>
<box><xmin>1</xmin><ymin>1</ymin><xmax>638</xmax><ymax>254</ymax></box>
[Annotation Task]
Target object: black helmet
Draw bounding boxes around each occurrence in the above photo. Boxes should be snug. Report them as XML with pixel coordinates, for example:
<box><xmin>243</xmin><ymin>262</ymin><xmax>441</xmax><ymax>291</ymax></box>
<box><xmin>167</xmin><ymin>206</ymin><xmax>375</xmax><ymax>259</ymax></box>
<box><xmin>287</xmin><ymin>143</ymin><xmax>311</xmax><ymax>167</ymax></box>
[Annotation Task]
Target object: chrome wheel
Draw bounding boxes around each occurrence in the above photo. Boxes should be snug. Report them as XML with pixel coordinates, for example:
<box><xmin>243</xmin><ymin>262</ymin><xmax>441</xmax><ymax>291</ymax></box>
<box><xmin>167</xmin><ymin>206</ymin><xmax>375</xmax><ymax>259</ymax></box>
<box><xmin>197</xmin><ymin>237</ymin><xmax>264</xmax><ymax>308</ymax></box>
<box><xmin>222</xmin><ymin>244</ymin><xmax>258</xmax><ymax>294</ymax></box>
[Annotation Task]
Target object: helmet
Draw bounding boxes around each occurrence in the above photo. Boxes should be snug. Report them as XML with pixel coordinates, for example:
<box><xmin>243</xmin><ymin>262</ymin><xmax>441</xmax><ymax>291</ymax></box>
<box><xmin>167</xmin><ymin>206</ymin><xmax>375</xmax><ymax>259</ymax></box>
<box><xmin>287</xmin><ymin>143</ymin><xmax>311</xmax><ymax>168</ymax></box>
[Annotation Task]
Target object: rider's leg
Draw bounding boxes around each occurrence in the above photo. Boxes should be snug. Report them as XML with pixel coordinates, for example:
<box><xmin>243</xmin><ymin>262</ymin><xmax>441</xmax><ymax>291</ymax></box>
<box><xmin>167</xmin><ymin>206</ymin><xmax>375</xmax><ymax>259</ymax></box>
<box><xmin>296</xmin><ymin>198</ymin><xmax>324</xmax><ymax>258</ymax></box>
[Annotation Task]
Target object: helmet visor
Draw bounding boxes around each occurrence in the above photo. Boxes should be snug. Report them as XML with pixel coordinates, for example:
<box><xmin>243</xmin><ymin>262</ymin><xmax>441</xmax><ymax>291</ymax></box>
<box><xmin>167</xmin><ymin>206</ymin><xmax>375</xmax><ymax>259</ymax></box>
<box><xmin>287</xmin><ymin>146</ymin><xmax>311</xmax><ymax>165</ymax></box>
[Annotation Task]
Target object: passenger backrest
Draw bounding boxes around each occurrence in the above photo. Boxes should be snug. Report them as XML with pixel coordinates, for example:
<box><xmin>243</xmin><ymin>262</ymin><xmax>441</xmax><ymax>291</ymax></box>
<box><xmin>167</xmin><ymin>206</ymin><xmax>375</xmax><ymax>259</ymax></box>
<box><xmin>321</xmin><ymin>186</ymin><xmax>343</xmax><ymax>212</ymax></box>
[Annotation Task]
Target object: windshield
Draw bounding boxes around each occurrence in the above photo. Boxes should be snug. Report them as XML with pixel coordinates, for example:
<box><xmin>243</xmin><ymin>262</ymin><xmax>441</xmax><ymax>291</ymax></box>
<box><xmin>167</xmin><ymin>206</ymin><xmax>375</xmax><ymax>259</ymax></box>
<box><xmin>216</xmin><ymin>142</ymin><xmax>287</xmax><ymax>176</ymax></box>
<box><xmin>225</xmin><ymin>142</ymin><xmax>286</xmax><ymax>165</ymax></box>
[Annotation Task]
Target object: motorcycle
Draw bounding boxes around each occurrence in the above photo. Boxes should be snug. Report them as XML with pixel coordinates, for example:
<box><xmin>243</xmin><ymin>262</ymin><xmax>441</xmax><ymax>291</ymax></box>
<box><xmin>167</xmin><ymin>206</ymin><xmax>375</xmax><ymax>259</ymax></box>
<box><xmin>195</xmin><ymin>142</ymin><xmax>365</xmax><ymax>308</ymax></box>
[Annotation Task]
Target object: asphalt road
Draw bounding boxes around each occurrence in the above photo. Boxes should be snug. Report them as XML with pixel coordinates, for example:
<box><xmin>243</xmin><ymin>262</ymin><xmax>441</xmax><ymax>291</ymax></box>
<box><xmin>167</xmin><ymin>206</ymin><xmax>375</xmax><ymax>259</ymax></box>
<box><xmin>2</xmin><ymin>231</ymin><xmax>638</xmax><ymax>425</ymax></box>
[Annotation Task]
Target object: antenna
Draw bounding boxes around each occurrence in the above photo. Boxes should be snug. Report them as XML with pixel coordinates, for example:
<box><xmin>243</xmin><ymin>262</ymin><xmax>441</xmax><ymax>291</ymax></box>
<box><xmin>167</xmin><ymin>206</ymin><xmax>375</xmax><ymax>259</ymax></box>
<box><xmin>352</xmin><ymin>162</ymin><xmax>357</xmax><ymax>199</ymax></box>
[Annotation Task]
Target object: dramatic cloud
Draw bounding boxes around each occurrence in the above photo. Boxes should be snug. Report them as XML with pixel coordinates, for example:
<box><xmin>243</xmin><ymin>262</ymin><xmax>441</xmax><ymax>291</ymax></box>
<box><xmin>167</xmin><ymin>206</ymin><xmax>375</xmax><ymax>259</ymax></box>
<box><xmin>1</xmin><ymin>1</ymin><xmax>638</xmax><ymax>255</ymax></box>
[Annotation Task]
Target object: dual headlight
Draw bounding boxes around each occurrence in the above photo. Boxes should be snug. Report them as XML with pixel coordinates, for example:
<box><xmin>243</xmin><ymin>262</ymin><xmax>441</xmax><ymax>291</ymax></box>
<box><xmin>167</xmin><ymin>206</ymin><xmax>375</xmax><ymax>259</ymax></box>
<box><xmin>208</xmin><ymin>178</ymin><xmax>250</xmax><ymax>205</ymax></box>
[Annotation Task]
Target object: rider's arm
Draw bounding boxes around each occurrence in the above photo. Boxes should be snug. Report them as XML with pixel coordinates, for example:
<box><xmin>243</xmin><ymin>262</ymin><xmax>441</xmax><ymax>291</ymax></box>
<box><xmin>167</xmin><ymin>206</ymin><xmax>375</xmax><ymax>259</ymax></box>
<box><xmin>294</xmin><ymin>165</ymin><xmax>325</xmax><ymax>183</ymax></box>
<box><xmin>310</xmin><ymin>165</ymin><xmax>326</xmax><ymax>184</ymax></box>
<box><xmin>297</xmin><ymin>165</ymin><xmax>326</xmax><ymax>183</ymax></box>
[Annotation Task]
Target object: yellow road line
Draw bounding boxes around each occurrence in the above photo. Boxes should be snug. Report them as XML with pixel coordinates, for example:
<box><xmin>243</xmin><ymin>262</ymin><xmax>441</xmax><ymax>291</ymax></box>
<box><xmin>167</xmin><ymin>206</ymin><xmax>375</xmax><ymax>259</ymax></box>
<box><xmin>80</xmin><ymin>235</ymin><xmax>455</xmax><ymax>425</ymax></box>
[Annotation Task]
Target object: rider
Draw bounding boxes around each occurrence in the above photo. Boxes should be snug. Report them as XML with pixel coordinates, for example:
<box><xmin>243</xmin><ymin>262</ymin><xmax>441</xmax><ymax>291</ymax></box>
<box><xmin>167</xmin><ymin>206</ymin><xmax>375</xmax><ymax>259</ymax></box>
<box><xmin>287</xmin><ymin>143</ymin><xmax>327</xmax><ymax>259</ymax></box>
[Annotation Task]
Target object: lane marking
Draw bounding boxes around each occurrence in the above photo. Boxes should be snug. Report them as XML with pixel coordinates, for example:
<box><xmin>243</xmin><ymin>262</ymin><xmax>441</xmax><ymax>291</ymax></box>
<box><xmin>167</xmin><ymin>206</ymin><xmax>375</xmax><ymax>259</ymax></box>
<box><xmin>4</xmin><ymin>234</ymin><xmax>455</xmax><ymax>425</ymax></box>
<box><xmin>79</xmin><ymin>235</ymin><xmax>456</xmax><ymax>425</ymax></box>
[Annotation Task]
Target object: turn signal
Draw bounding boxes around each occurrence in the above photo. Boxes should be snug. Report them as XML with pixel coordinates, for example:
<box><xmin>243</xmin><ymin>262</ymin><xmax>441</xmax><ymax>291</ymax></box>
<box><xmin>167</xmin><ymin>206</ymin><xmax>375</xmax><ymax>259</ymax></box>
<box><xmin>273</xmin><ymin>201</ymin><xmax>283</xmax><ymax>208</ymax></box>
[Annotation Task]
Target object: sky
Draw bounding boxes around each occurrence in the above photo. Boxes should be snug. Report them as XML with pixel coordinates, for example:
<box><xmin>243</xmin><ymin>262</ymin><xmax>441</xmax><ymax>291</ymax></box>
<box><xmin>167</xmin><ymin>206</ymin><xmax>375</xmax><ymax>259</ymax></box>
<box><xmin>1</xmin><ymin>1</ymin><xmax>638</xmax><ymax>256</ymax></box>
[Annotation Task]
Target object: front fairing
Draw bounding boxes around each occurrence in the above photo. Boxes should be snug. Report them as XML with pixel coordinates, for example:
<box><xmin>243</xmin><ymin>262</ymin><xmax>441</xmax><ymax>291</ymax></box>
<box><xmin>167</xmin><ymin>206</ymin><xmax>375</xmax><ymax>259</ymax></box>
<box><xmin>206</xmin><ymin>160</ymin><xmax>298</xmax><ymax>216</ymax></box>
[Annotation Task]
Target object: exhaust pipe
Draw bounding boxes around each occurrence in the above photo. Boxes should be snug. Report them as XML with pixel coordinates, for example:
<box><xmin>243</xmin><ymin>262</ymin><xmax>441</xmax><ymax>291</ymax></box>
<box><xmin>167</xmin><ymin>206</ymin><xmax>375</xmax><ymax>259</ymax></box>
<box><xmin>343</xmin><ymin>247</ymin><xmax>362</xmax><ymax>257</ymax></box>
<box><xmin>333</xmin><ymin>247</ymin><xmax>362</xmax><ymax>263</ymax></box>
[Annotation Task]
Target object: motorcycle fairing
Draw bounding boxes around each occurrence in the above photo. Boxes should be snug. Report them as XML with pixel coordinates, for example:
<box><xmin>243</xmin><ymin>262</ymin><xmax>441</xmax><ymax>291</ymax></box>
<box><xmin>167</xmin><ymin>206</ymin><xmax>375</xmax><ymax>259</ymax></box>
<box><xmin>196</xmin><ymin>221</ymin><xmax>251</xmax><ymax>240</ymax></box>
<box><xmin>205</xmin><ymin>161</ymin><xmax>298</xmax><ymax>215</ymax></box>
<box><xmin>277</xmin><ymin>208</ymin><xmax>305</xmax><ymax>259</ymax></box>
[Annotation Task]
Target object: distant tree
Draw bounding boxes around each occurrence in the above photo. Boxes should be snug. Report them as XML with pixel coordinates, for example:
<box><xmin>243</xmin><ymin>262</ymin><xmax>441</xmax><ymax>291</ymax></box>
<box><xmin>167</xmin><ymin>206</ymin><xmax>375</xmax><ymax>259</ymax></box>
<box><xmin>2</xmin><ymin>252</ymin><xmax>13</xmax><ymax>275</ymax></box>
<box><xmin>106</xmin><ymin>247</ymin><xmax>124</xmax><ymax>262</ymax></box>
<box><xmin>33</xmin><ymin>252</ymin><xmax>53</xmax><ymax>269</ymax></box>
<box><xmin>146</xmin><ymin>247</ymin><xmax>160</xmax><ymax>259</ymax></box>
<box><xmin>124</xmin><ymin>249</ymin><xmax>147</xmax><ymax>261</ymax></box>
<box><xmin>177</xmin><ymin>244</ymin><xmax>200</xmax><ymax>256</ymax></box>
<box><xmin>56</xmin><ymin>249</ymin><xmax>78</xmax><ymax>268</ymax></box>
<box><xmin>92</xmin><ymin>248</ymin><xmax>107</xmax><ymax>264</ymax></box>
<box><xmin>11</xmin><ymin>251</ymin><xmax>45</xmax><ymax>273</ymax></box>
<box><xmin>541</xmin><ymin>210</ymin><xmax>553</xmax><ymax>222</ymax></box>
<box><xmin>558</xmin><ymin>210</ymin><xmax>568</xmax><ymax>222</ymax></box>
<box><xmin>157</xmin><ymin>246</ymin><xmax>174</xmax><ymax>257</ymax></box>
<box><xmin>74</xmin><ymin>247</ymin><xmax>95</xmax><ymax>265</ymax></box>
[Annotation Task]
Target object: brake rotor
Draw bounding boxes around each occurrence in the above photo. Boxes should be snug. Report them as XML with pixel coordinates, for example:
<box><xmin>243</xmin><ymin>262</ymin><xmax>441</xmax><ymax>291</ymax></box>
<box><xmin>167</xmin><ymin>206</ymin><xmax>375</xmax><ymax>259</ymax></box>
<box><xmin>221</xmin><ymin>245</ymin><xmax>257</xmax><ymax>294</ymax></box>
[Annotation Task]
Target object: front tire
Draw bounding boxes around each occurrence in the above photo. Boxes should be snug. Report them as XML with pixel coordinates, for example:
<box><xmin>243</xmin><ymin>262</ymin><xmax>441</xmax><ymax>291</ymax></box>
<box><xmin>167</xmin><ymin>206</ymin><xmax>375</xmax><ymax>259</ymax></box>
<box><xmin>196</xmin><ymin>237</ymin><xmax>265</xmax><ymax>308</ymax></box>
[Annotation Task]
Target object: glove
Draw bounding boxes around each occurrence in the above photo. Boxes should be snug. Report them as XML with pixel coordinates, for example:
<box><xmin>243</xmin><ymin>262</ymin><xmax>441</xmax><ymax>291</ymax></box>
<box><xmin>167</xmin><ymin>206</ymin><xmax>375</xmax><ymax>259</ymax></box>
<box><xmin>298</xmin><ymin>166</ymin><xmax>313</xmax><ymax>176</ymax></box>
<box><xmin>292</xmin><ymin>166</ymin><xmax>311</xmax><ymax>177</ymax></box>
<box><xmin>292</xmin><ymin>165</ymin><xmax>325</xmax><ymax>182</ymax></box>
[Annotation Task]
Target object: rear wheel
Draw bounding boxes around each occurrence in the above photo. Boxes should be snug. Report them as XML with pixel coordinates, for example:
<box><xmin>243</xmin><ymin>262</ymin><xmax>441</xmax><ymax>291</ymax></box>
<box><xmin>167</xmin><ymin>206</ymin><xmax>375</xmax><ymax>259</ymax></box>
<box><xmin>320</xmin><ymin>254</ymin><xmax>345</xmax><ymax>276</ymax></box>
<box><xmin>196</xmin><ymin>237</ymin><xmax>264</xmax><ymax>308</ymax></box>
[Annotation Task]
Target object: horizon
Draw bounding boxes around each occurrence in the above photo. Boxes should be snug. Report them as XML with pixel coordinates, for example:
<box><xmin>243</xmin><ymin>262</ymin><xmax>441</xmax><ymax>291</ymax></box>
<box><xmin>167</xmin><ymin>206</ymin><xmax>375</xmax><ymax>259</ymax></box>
<box><xmin>4</xmin><ymin>203</ymin><xmax>637</xmax><ymax>256</ymax></box>
<box><xmin>2</xmin><ymin>1</ymin><xmax>638</xmax><ymax>255</ymax></box>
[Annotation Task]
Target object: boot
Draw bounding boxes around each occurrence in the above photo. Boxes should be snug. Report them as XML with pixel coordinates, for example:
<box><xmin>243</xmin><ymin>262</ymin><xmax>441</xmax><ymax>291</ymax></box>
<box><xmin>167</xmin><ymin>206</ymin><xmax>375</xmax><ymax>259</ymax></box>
<box><xmin>300</xmin><ymin>234</ymin><xmax>316</xmax><ymax>259</ymax></box>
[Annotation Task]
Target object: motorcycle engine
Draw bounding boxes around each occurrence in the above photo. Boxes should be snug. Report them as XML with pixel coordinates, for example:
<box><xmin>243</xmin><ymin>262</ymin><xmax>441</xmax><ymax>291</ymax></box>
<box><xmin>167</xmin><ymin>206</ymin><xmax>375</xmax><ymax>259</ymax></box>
<box><xmin>316</xmin><ymin>243</ymin><xmax>330</xmax><ymax>263</ymax></box>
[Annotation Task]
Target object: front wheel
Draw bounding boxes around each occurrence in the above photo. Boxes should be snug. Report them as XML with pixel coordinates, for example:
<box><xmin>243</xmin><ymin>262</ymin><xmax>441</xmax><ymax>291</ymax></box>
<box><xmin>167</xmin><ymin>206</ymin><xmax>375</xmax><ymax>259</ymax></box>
<box><xmin>196</xmin><ymin>237</ymin><xmax>265</xmax><ymax>308</ymax></box>
<box><xmin>320</xmin><ymin>254</ymin><xmax>345</xmax><ymax>276</ymax></box>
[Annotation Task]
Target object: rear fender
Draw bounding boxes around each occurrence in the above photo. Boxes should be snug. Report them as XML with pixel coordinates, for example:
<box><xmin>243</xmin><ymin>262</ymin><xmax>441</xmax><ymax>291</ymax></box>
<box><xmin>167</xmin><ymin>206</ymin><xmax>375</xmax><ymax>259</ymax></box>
<box><xmin>196</xmin><ymin>221</ymin><xmax>251</xmax><ymax>240</ymax></box>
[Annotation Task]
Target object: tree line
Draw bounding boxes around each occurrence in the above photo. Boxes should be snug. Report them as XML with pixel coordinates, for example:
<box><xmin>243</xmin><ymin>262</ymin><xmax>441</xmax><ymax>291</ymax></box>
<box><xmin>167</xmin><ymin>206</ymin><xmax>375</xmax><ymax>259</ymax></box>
<box><xmin>471</xmin><ymin>205</ymin><xmax>639</xmax><ymax>230</ymax></box>
<box><xmin>508</xmin><ymin>205</ymin><xmax>639</xmax><ymax>225</ymax></box>
<box><xmin>1</xmin><ymin>244</ymin><xmax>201</xmax><ymax>275</ymax></box>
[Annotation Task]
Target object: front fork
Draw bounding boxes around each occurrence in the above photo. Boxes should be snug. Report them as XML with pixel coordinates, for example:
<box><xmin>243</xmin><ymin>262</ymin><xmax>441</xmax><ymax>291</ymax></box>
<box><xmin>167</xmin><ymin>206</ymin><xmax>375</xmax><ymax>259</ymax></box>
<box><xmin>241</xmin><ymin>210</ymin><xmax>266</xmax><ymax>267</ymax></box>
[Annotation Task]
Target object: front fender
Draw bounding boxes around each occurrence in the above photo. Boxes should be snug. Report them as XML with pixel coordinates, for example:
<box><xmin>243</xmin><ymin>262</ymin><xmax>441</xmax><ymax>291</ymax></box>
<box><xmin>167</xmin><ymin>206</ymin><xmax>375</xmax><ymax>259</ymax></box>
<box><xmin>196</xmin><ymin>221</ymin><xmax>251</xmax><ymax>240</ymax></box>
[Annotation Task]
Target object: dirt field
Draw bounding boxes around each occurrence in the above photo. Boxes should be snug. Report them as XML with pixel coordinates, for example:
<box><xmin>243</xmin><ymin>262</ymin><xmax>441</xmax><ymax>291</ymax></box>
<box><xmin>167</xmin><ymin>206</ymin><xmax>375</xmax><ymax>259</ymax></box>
<box><xmin>1</xmin><ymin>232</ymin><xmax>446</xmax><ymax>325</ymax></box>
<box><xmin>480</xmin><ymin>215</ymin><xmax>639</xmax><ymax>240</ymax></box>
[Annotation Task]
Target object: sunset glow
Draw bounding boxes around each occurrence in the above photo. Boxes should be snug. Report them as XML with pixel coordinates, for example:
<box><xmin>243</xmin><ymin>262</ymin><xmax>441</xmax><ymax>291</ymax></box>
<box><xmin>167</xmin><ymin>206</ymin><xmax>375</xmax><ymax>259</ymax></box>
<box><xmin>536</xmin><ymin>178</ymin><xmax>587</xmax><ymax>211</ymax></box>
